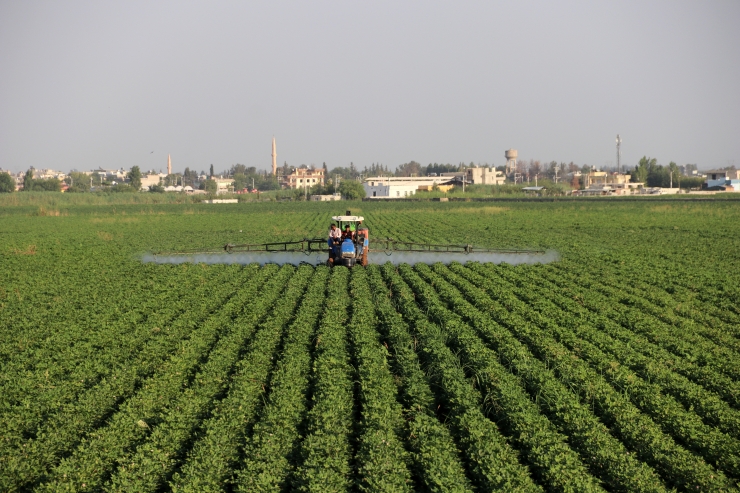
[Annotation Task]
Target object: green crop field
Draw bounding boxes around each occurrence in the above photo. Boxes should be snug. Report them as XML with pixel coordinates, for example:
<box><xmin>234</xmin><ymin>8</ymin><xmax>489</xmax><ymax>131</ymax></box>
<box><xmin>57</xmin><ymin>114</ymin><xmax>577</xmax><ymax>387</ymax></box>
<box><xmin>1</xmin><ymin>198</ymin><xmax>739</xmax><ymax>492</ymax></box>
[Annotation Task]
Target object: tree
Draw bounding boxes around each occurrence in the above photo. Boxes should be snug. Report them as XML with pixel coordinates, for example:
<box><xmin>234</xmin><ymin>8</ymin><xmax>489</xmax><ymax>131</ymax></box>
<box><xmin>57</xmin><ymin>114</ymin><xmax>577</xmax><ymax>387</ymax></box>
<box><xmin>204</xmin><ymin>179</ymin><xmax>217</xmax><ymax>193</ymax></box>
<box><xmin>65</xmin><ymin>171</ymin><xmax>91</xmax><ymax>192</ymax></box>
<box><xmin>209</xmin><ymin>164</ymin><xmax>214</xmax><ymax>178</ymax></box>
<box><xmin>128</xmin><ymin>166</ymin><xmax>142</xmax><ymax>190</ymax></box>
<box><xmin>230</xmin><ymin>164</ymin><xmax>247</xmax><ymax>176</ymax></box>
<box><xmin>182</xmin><ymin>167</ymin><xmax>199</xmax><ymax>187</ymax></box>
<box><xmin>632</xmin><ymin>156</ymin><xmax>656</xmax><ymax>184</ymax></box>
<box><xmin>23</xmin><ymin>170</ymin><xmax>33</xmax><ymax>191</ymax></box>
<box><xmin>668</xmin><ymin>162</ymin><xmax>679</xmax><ymax>188</ymax></box>
<box><xmin>425</xmin><ymin>163</ymin><xmax>458</xmax><ymax>176</ymax></box>
<box><xmin>338</xmin><ymin>180</ymin><xmax>366</xmax><ymax>200</ymax></box>
<box><xmin>258</xmin><ymin>176</ymin><xmax>280</xmax><ymax>191</ymax></box>
<box><xmin>0</xmin><ymin>172</ymin><xmax>14</xmax><ymax>193</ymax></box>
<box><xmin>529</xmin><ymin>160</ymin><xmax>542</xmax><ymax>178</ymax></box>
<box><xmin>396</xmin><ymin>161</ymin><xmax>423</xmax><ymax>177</ymax></box>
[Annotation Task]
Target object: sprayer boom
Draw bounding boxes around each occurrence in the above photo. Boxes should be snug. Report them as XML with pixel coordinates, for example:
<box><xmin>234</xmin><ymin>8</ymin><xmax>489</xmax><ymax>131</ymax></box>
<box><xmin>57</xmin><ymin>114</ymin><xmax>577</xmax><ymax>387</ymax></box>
<box><xmin>153</xmin><ymin>238</ymin><xmax>544</xmax><ymax>258</ymax></box>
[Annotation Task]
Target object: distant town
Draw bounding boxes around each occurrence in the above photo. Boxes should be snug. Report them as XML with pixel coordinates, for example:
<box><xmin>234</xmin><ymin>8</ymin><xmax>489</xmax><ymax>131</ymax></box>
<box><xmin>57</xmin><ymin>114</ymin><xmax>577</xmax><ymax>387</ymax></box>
<box><xmin>1</xmin><ymin>145</ymin><xmax>738</xmax><ymax>199</ymax></box>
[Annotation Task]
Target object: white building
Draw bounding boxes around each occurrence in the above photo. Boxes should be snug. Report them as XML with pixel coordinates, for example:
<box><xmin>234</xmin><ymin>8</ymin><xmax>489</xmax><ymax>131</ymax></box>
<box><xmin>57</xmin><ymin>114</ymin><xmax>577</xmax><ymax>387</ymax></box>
<box><xmin>365</xmin><ymin>182</ymin><xmax>419</xmax><ymax>198</ymax></box>
<box><xmin>465</xmin><ymin>167</ymin><xmax>506</xmax><ymax>185</ymax></box>
<box><xmin>363</xmin><ymin>176</ymin><xmax>453</xmax><ymax>198</ymax></box>
<box><xmin>311</xmin><ymin>193</ymin><xmax>342</xmax><ymax>201</ymax></box>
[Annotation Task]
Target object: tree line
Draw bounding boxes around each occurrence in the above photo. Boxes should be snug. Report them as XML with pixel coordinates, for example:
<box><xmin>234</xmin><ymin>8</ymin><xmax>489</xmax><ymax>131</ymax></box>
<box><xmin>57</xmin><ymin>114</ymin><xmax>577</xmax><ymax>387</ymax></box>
<box><xmin>0</xmin><ymin>156</ymin><xmax>721</xmax><ymax>194</ymax></box>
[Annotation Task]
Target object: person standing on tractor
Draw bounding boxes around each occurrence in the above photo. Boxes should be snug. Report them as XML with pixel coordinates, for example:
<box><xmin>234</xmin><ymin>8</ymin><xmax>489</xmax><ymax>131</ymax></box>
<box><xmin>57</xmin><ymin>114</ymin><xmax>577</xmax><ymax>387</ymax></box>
<box><xmin>328</xmin><ymin>223</ymin><xmax>341</xmax><ymax>266</ymax></box>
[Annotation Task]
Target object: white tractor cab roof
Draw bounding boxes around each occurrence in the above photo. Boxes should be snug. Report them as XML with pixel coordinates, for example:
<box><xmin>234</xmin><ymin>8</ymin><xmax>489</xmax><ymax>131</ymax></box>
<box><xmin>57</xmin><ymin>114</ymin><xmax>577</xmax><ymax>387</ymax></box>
<box><xmin>331</xmin><ymin>215</ymin><xmax>364</xmax><ymax>223</ymax></box>
<box><xmin>332</xmin><ymin>215</ymin><xmax>365</xmax><ymax>233</ymax></box>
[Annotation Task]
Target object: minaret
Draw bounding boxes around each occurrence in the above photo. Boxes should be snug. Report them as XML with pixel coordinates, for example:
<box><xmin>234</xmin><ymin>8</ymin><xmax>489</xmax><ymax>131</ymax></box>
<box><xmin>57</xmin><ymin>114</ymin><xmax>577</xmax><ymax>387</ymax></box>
<box><xmin>167</xmin><ymin>154</ymin><xmax>172</xmax><ymax>175</ymax></box>
<box><xmin>271</xmin><ymin>137</ymin><xmax>277</xmax><ymax>176</ymax></box>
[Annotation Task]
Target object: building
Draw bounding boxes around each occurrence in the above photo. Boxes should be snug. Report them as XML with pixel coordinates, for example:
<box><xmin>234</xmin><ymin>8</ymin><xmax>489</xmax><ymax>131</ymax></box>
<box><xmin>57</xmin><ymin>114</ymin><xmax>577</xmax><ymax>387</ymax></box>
<box><xmin>33</xmin><ymin>168</ymin><xmax>67</xmax><ymax>180</ymax></box>
<box><xmin>572</xmin><ymin>182</ymin><xmax>644</xmax><ymax>196</ymax></box>
<box><xmin>466</xmin><ymin>167</ymin><xmax>506</xmax><ymax>185</ymax></box>
<box><xmin>310</xmin><ymin>193</ymin><xmax>342</xmax><ymax>201</ymax></box>
<box><xmin>282</xmin><ymin>167</ymin><xmax>325</xmax><ymax>189</ymax></box>
<box><xmin>704</xmin><ymin>169</ymin><xmax>740</xmax><ymax>191</ymax></box>
<box><xmin>140</xmin><ymin>172</ymin><xmax>167</xmax><ymax>190</ymax></box>
<box><xmin>213</xmin><ymin>178</ymin><xmax>235</xmax><ymax>194</ymax></box>
<box><xmin>417</xmin><ymin>184</ymin><xmax>455</xmax><ymax>192</ymax></box>
<box><xmin>365</xmin><ymin>182</ymin><xmax>419</xmax><ymax>198</ymax></box>
<box><xmin>363</xmin><ymin>176</ymin><xmax>454</xmax><ymax>198</ymax></box>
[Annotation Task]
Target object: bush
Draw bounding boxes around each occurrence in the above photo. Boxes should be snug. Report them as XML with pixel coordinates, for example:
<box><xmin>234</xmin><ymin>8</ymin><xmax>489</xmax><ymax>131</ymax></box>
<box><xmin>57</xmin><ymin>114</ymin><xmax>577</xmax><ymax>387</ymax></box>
<box><xmin>0</xmin><ymin>172</ymin><xmax>15</xmax><ymax>193</ymax></box>
<box><xmin>338</xmin><ymin>180</ymin><xmax>366</xmax><ymax>200</ymax></box>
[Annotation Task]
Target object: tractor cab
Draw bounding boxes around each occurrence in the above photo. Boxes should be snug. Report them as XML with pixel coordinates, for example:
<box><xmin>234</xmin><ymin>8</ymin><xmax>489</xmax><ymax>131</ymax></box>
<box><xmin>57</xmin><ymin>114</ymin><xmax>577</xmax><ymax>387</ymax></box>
<box><xmin>329</xmin><ymin>211</ymin><xmax>369</xmax><ymax>268</ymax></box>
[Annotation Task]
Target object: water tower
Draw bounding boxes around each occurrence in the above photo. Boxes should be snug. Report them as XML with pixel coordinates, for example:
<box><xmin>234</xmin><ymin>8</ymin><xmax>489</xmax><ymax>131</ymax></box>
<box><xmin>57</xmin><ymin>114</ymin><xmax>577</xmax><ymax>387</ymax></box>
<box><xmin>505</xmin><ymin>149</ymin><xmax>518</xmax><ymax>175</ymax></box>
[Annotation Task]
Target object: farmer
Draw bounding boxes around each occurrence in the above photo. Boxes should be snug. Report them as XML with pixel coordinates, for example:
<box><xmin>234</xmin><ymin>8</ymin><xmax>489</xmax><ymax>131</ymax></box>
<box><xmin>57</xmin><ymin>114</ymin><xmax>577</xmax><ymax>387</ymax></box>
<box><xmin>327</xmin><ymin>223</ymin><xmax>341</xmax><ymax>265</ymax></box>
<box><xmin>341</xmin><ymin>224</ymin><xmax>354</xmax><ymax>241</ymax></box>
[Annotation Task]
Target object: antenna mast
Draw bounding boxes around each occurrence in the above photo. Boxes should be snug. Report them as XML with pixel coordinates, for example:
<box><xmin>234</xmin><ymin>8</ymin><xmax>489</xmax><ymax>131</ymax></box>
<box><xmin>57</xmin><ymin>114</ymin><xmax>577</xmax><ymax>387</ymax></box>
<box><xmin>616</xmin><ymin>134</ymin><xmax>622</xmax><ymax>174</ymax></box>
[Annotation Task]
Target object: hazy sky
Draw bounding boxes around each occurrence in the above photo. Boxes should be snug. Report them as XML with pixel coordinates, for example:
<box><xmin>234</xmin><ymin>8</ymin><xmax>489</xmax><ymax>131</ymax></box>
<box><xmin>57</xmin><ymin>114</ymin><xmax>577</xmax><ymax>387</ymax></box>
<box><xmin>1</xmin><ymin>0</ymin><xmax>738</xmax><ymax>174</ymax></box>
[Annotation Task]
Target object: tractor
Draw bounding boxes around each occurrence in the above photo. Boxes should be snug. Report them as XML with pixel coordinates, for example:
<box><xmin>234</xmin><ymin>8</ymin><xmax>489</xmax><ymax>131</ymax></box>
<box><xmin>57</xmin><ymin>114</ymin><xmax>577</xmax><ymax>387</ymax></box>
<box><xmin>327</xmin><ymin>213</ymin><xmax>368</xmax><ymax>268</ymax></box>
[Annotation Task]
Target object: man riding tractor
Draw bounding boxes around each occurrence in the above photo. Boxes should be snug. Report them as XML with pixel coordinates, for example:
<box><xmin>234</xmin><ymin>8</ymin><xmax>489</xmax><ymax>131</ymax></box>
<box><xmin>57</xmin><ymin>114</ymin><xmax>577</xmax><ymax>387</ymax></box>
<box><xmin>327</xmin><ymin>213</ymin><xmax>368</xmax><ymax>268</ymax></box>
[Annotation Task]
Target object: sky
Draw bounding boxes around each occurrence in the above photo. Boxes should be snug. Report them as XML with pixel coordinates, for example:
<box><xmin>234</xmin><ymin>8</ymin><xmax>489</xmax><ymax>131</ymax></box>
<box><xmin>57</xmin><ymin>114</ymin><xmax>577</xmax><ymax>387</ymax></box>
<box><xmin>1</xmin><ymin>0</ymin><xmax>738</xmax><ymax>175</ymax></box>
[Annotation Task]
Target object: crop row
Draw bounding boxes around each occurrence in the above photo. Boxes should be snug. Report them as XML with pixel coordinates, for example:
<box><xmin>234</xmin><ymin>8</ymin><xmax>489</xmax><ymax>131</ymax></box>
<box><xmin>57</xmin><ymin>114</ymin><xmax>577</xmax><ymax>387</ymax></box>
<box><xmin>0</xmin><ymin>264</ymin><xmax>264</xmax><ymax>492</ymax></box>
<box><xmin>0</xmin><ymin>265</ymin><xmax>246</xmax><ymax>455</ymax></box>
<box><xmin>365</xmin><ymin>266</ymin><xmax>476</xmax><ymax>492</ymax></box>
<box><xmin>346</xmin><ymin>267</ymin><xmax>413</xmax><ymax>491</ymax></box>
<box><xmin>379</xmin><ymin>263</ymin><xmax>560</xmax><ymax>492</ymax></box>
<box><xmin>408</xmin><ymin>262</ymin><xmax>671</xmax><ymax>492</ymax></box>
<box><xmin>292</xmin><ymin>267</ymin><xmax>354</xmax><ymax>491</ymax></box>
<box><xmin>548</xmin><ymin>262</ymin><xmax>740</xmax><ymax>374</ymax></box>
<box><xmin>104</xmin><ymin>265</ymin><xmax>315</xmax><ymax>492</ymax></box>
<box><xmin>232</xmin><ymin>266</ymin><xmax>330</xmax><ymax>492</ymax></box>
<box><xmin>28</xmin><ymin>264</ymin><xmax>292</xmax><ymax>492</ymax></box>
<box><xmin>553</xmin><ymin>256</ymin><xmax>740</xmax><ymax>331</ymax></box>
<box><xmin>474</xmin><ymin>262</ymin><xmax>740</xmax><ymax>439</ymax></box>
<box><xmin>516</xmin><ymin>264</ymin><xmax>740</xmax><ymax>408</ymax></box>
<box><xmin>0</xmin><ymin>260</ymin><xmax>161</xmax><ymax>364</ymax></box>
<box><xmin>556</xmin><ymin>260</ymin><xmax>740</xmax><ymax>343</ymax></box>
<box><xmin>426</xmin><ymin>262</ymin><xmax>734</xmax><ymax>490</ymax></box>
